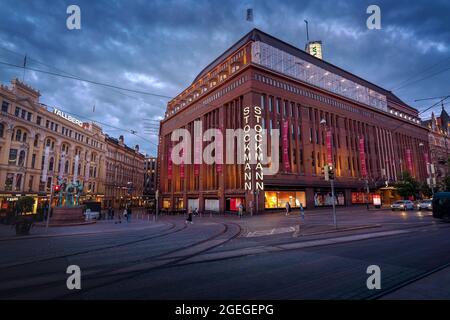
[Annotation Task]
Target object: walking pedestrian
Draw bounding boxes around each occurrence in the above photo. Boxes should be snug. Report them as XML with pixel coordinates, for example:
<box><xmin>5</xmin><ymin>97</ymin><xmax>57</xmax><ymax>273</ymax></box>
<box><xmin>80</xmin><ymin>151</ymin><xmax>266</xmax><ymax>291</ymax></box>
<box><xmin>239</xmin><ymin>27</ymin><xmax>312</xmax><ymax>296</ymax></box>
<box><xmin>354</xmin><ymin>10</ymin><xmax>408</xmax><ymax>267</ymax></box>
<box><xmin>115</xmin><ymin>207</ymin><xmax>122</xmax><ymax>224</ymax></box>
<box><xmin>186</xmin><ymin>207</ymin><xmax>193</xmax><ymax>224</ymax></box>
<box><xmin>127</xmin><ymin>206</ymin><xmax>132</xmax><ymax>222</ymax></box>
<box><xmin>299</xmin><ymin>203</ymin><xmax>305</xmax><ymax>220</ymax></box>
<box><xmin>285</xmin><ymin>202</ymin><xmax>291</xmax><ymax>216</ymax></box>
<box><xmin>238</xmin><ymin>203</ymin><xmax>244</xmax><ymax>219</ymax></box>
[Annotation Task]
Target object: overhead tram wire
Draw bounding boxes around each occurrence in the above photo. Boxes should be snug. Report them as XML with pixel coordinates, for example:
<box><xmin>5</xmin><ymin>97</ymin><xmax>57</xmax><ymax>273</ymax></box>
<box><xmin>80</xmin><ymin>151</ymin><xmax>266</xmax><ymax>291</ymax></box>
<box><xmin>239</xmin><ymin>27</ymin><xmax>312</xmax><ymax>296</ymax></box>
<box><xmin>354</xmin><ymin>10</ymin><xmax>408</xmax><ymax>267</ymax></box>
<box><xmin>0</xmin><ymin>60</ymin><xmax>174</xmax><ymax>100</ymax></box>
<box><xmin>390</xmin><ymin>57</ymin><xmax>450</xmax><ymax>91</ymax></box>
<box><xmin>50</xmin><ymin>106</ymin><xmax>159</xmax><ymax>147</ymax></box>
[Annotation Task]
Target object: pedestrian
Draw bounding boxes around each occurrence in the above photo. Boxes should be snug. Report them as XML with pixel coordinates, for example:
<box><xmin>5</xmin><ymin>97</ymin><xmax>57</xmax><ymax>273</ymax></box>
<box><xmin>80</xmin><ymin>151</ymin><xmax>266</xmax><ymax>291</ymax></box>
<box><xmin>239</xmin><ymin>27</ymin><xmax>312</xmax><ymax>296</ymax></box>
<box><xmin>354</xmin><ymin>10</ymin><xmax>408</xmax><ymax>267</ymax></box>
<box><xmin>238</xmin><ymin>203</ymin><xmax>244</xmax><ymax>218</ymax></box>
<box><xmin>285</xmin><ymin>202</ymin><xmax>291</xmax><ymax>216</ymax></box>
<box><xmin>115</xmin><ymin>207</ymin><xmax>122</xmax><ymax>224</ymax></box>
<box><xmin>186</xmin><ymin>207</ymin><xmax>193</xmax><ymax>224</ymax></box>
<box><xmin>299</xmin><ymin>203</ymin><xmax>305</xmax><ymax>220</ymax></box>
<box><xmin>126</xmin><ymin>206</ymin><xmax>132</xmax><ymax>222</ymax></box>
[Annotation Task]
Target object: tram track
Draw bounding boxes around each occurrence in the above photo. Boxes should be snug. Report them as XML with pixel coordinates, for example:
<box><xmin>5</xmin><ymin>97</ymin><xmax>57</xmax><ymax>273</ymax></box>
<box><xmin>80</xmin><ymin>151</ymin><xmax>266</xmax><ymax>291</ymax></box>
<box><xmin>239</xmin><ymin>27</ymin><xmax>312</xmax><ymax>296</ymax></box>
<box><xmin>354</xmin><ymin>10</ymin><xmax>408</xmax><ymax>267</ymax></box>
<box><xmin>0</xmin><ymin>221</ymin><xmax>241</xmax><ymax>298</ymax></box>
<box><xmin>0</xmin><ymin>221</ymin><xmax>182</xmax><ymax>271</ymax></box>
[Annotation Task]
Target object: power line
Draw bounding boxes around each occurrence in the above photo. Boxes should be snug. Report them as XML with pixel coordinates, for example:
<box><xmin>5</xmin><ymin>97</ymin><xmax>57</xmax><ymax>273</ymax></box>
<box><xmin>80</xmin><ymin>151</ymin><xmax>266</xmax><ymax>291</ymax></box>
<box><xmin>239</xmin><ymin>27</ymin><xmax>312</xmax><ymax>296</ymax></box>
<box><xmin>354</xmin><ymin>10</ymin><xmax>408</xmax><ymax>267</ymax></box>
<box><xmin>0</xmin><ymin>60</ymin><xmax>174</xmax><ymax>99</ymax></box>
<box><xmin>393</xmin><ymin>65</ymin><xmax>450</xmax><ymax>91</ymax></box>
<box><xmin>390</xmin><ymin>57</ymin><xmax>450</xmax><ymax>91</ymax></box>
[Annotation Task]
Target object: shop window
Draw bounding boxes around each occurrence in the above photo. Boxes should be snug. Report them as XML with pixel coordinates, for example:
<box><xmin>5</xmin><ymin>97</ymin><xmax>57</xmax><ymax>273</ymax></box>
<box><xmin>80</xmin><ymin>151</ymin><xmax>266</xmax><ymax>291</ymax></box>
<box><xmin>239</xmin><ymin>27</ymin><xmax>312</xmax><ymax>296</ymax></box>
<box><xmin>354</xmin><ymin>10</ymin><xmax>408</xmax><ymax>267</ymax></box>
<box><xmin>162</xmin><ymin>198</ymin><xmax>171</xmax><ymax>209</ymax></box>
<box><xmin>264</xmin><ymin>191</ymin><xmax>306</xmax><ymax>209</ymax></box>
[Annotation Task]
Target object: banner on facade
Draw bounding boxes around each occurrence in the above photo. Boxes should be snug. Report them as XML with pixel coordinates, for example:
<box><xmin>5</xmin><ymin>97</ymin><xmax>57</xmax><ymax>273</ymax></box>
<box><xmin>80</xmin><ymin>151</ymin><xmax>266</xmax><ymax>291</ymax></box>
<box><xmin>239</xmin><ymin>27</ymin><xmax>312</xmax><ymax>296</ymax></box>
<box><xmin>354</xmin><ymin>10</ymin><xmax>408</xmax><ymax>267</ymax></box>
<box><xmin>326</xmin><ymin>130</ymin><xmax>333</xmax><ymax>165</ymax></box>
<box><xmin>282</xmin><ymin>120</ymin><xmax>290</xmax><ymax>171</ymax></box>
<box><xmin>168</xmin><ymin>145</ymin><xmax>173</xmax><ymax>180</ymax></box>
<box><xmin>359</xmin><ymin>137</ymin><xmax>367</xmax><ymax>177</ymax></box>
<box><xmin>216</xmin><ymin>128</ymin><xmax>223</xmax><ymax>174</ymax></box>
<box><xmin>406</xmin><ymin>149</ymin><xmax>413</xmax><ymax>173</ymax></box>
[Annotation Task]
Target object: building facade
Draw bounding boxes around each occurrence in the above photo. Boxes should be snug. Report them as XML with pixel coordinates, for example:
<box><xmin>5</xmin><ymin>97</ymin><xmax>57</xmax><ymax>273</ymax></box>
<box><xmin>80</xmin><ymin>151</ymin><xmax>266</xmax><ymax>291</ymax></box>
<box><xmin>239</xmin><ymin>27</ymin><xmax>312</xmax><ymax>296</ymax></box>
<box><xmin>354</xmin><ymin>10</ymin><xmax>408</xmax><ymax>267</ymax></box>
<box><xmin>157</xmin><ymin>29</ymin><xmax>430</xmax><ymax>214</ymax></box>
<box><xmin>143</xmin><ymin>156</ymin><xmax>158</xmax><ymax>208</ymax></box>
<box><xmin>423</xmin><ymin>107</ymin><xmax>450</xmax><ymax>186</ymax></box>
<box><xmin>0</xmin><ymin>79</ymin><xmax>107</xmax><ymax>212</ymax></box>
<box><xmin>104</xmin><ymin>135</ymin><xmax>145</xmax><ymax>209</ymax></box>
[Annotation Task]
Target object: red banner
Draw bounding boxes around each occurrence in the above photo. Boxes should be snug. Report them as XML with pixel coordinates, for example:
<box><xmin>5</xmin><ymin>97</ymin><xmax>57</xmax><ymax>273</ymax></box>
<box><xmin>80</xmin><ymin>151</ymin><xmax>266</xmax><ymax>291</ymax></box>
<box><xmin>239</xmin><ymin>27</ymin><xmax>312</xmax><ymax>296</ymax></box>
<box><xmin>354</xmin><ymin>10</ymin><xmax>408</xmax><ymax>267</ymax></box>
<box><xmin>167</xmin><ymin>145</ymin><xmax>173</xmax><ymax>180</ymax></box>
<box><xmin>180</xmin><ymin>149</ymin><xmax>185</xmax><ymax>179</ymax></box>
<box><xmin>194</xmin><ymin>128</ymin><xmax>202</xmax><ymax>176</ymax></box>
<box><xmin>359</xmin><ymin>137</ymin><xmax>367</xmax><ymax>177</ymax></box>
<box><xmin>406</xmin><ymin>149</ymin><xmax>413</xmax><ymax>173</ymax></box>
<box><xmin>216</xmin><ymin>128</ymin><xmax>223</xmax><ymax>174</ymax></box>
<box><xmin>282</xmin><ymin>120</ymin><xmax>290</xmax><ymax>171</ymax></box>
<box><xmin>326</xmin><ymin>130</ymin><xmax>333</xmax><ymax>165</ymax></box>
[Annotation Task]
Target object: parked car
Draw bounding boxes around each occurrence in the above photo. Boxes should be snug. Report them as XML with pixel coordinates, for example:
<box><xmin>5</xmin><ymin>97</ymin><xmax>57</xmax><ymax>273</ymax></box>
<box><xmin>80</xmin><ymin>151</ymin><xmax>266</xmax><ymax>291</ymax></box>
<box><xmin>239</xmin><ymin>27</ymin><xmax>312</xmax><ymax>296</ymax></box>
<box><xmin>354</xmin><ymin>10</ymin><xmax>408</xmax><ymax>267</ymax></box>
<box><xmin>416</xmin><ymin>199</ymin><xmax>432</xmax><ymax>211</ymax></box>
<box><xmin>84</xmin><ymin>208</ymin><xmax>100</xmax><ymax>220</ymax></box>
<box><xmin>432</xmin><ymin>192</ymin><xmax>450</xmax><ymax>221</ymax></box>
<box><xmin>391</xmin><ymin>200</ymin><xmax>414</xmax><ymax>211</ymax></box>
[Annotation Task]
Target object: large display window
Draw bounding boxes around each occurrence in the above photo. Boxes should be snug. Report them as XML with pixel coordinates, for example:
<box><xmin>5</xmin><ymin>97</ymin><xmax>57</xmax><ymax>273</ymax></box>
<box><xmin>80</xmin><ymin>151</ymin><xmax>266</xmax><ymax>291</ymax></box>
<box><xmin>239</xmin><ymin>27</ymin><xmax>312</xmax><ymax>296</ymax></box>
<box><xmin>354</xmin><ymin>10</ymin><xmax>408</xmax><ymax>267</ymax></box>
<box><xmin>265</xmin><ymin>191</ymin><xmax>306</xmax><ymax>209</ymax></box>
<box><xmin>351</xmin><ymin>192</ymin><xmax>375</xmax><ymax>204</ymax></box>
<box><xmin>314</xmin><ymin>190</ymin><xmax>345</xmax><ymax>206</ymax></box>
<box><xmin>205</xmin><ymin>199</ymin><xmax>219</xmax><ymax>212</ymax></box>
<box><xmin>226</xmin><ymin>198</ymin><xmax>244</xmax><ymax>211</ymax></box>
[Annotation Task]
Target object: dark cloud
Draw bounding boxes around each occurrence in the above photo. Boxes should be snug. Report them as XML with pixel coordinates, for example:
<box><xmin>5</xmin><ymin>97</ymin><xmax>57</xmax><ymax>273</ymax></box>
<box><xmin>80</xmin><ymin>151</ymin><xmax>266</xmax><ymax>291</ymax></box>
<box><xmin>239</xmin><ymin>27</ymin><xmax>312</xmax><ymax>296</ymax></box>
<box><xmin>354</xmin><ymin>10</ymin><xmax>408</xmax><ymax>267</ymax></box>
<box><xmin>1</xmin><ymin>0</ymin><xmax>449</xmax><ymax>155</ymax></box>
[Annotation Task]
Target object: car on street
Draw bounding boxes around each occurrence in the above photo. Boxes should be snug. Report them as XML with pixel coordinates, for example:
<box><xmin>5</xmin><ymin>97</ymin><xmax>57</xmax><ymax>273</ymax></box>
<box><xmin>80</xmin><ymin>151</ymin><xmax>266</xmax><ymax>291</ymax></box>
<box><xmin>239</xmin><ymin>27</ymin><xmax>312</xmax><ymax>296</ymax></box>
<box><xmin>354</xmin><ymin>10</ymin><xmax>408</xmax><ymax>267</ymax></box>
<box><xmin>432</xmin><ymin>192</ymin><xmax>450</xmax><ymax>221</ymax></box>
<box><xmin>391</xmin><ymin>200</ymin><xmax>414</xmax><ymax>211</ymax></box>
<box><xmin>416</xmin><ymin>199</ymin><xmax>432</xmax><ymax>211</ymax></box>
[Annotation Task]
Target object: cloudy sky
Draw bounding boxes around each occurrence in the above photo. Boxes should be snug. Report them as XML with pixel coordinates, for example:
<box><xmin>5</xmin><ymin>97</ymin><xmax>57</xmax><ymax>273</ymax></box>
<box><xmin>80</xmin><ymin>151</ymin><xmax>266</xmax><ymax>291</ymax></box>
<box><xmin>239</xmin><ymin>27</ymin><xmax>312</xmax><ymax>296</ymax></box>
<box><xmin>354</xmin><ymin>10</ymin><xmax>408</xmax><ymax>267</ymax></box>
<box><xmin>1</xmin><ymin>0</ymin><xmax>449</xmax><ymax>156</ymax></box>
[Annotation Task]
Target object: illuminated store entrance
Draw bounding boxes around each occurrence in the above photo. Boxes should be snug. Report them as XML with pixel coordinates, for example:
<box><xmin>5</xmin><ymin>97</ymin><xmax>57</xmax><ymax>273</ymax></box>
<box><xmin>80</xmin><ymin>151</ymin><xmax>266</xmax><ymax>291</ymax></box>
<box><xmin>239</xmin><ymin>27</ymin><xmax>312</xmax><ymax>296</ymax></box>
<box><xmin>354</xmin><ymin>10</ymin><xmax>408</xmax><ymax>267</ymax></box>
<box><xmin>264</xmin><ymin>191</ymin><xmax>306</xmax><ymax>209</ymax></box>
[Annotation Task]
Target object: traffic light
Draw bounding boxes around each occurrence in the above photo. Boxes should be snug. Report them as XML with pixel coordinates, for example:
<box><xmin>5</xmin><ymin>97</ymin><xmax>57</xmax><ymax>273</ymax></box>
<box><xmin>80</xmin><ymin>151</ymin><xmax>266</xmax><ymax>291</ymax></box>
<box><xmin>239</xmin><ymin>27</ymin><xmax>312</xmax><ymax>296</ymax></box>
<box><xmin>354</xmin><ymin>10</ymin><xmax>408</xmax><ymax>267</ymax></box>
<box><xmin>323</xmin><ymin>165</ymin><xmax>329</xmax><ymax>181</ymax></box>
<box><xmin>328</xmin><ymin>165</ymin><xmax>335</xmax><ymax>180</ymax></box>
<box><xmin>54</xmin><ymin>184</ymin><xmax>60</xmax><ymax>194</ymax></box>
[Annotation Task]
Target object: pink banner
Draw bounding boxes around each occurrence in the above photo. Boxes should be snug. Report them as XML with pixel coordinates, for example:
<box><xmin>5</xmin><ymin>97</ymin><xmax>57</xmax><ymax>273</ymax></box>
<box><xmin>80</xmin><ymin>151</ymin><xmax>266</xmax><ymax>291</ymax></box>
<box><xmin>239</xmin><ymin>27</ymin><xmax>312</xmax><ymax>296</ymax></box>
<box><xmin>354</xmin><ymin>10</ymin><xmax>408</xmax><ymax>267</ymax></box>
<box><xmin>194</xmin><ymin>132</ymin><xmax>201</xmax><ymax>176</ymax></box>
<box><xmin>167</xmin><ymin>145</ymin><xmax>173</xmax><ymax>180</ymax></box>
<box><xmin>406</xmin><ymin>149</ymin><xmax>413</xmax><ymax>173</ymax></box>
<box><xmin>282</xmin><ymin>120</ymin><xmax>290</xmax><ymax>171</ymax></box>
<box><xmin>180</xmin><ymin>149</ymin><xmax>185</xmax><ymax>179</ymax></box>
<box><xmin>216</xmin><ymin>128</ymin><xmax>223</xmax><ymax>173</ymax></box>
<box><xmin>359</xmin><ymin>137</ymin><xmax>367</xmax><ymax>177</ymax></box>
<box><xmin>326</xmin><ymin>130</ymin><xmax>333</xmax><ymax>165</ymax></box>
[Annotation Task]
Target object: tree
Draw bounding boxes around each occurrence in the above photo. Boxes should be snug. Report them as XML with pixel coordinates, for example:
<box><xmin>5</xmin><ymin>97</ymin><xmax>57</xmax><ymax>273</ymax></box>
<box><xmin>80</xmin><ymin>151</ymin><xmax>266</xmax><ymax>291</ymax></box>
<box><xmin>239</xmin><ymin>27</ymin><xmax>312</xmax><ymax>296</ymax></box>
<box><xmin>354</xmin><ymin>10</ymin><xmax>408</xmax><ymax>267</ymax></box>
<box><xmin>442</xmin><ymin>175</ymin><xmax>450</xmax><ymax>192</ymax></box>
<box><xmin>15</xmin><ymin>196</ymin><xmax>35</xmax><ymax>215</ymax></box>
<box><xmin>420</xmin><ymin>182</ymin><xmax>433</xmax><ymax>198</ymax></box>
<box><xmin>395</xmin><ymin>171</ymin><xmax>420</xmax><ymax>200</ymax></box>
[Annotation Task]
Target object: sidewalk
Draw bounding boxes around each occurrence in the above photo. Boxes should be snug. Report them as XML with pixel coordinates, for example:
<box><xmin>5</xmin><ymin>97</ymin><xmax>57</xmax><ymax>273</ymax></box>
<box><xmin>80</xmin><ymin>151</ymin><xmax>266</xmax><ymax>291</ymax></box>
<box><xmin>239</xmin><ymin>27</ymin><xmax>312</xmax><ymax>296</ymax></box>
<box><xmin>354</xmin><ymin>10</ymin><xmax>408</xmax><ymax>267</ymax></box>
<box><xmin>0</xmin><ymin>218</ymin><xmax>165</xmax><ymax>241</ymax></box>
<box><xmin>381</xmin><ymin>266</ymin><xmax>450</xmax><ymax>299</ymax></box>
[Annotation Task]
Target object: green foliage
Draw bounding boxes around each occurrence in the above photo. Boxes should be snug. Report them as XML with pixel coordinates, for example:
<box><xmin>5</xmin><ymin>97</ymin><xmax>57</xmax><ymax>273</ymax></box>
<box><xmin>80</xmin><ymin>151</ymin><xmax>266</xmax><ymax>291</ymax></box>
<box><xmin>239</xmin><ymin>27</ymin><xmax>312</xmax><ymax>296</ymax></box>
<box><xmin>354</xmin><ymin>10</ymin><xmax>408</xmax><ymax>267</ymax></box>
<box><xmin>442</xmin><ymin>175</ymin><xmax>450</xmax><ymax>192</ymax></box>
<box><xmin>15</xmin><ymin>196</ymin><xmax>35</xmax><ymax>215</ymax></box>
<box><xmin>395</xmin><ymin>171</ymin><xmax>420</xmax><ymax>200</ymax></box>
<box><xmin>420</xmin><ymin>182</ymin><xmax>433</xmax><ymax>198</ymax></box>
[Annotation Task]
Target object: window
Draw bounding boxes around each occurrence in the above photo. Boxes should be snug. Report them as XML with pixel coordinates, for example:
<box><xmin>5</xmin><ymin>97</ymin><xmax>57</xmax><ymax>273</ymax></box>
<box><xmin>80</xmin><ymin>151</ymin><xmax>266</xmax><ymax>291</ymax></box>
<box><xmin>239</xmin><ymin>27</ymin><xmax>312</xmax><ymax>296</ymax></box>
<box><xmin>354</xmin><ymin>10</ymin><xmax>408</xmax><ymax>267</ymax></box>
<box><xmin>36</xmin><ymin>116</ymin><xmax>41</xmax><ymax>125</ymax></box>
<box><xmin>22</xmin><ymin>132</ymin><xmax>27</xmax><ymax>142</ymax></box>
<box><xmin>46</xmin><ymin>120</ymin><xmax>49</xmax><ymax>128</ymax></box>
<box><xmin>49</xmin><ymin>157</ymin><xmax>54</xmax><ymax>171</ymax></box>
<box><xmin>27</xmin><ymin>112</ymin><xmax>32</xmax><ymax>121</ymax></box>
<box><xmin>31</xmin><ymin>154</ymin><xmax>36</xmax><ymax>168</ymax></box>
<box><xmin>9</xmin><ymin>149</ymin><xmax>18</xmax><ymax>165</ymax></box>
<box><xmin>34</xmin><ymin>134</ymin><xmax>39</xmax><ymax>147</ymax></box>
<box><xmin>5</xmin><ymin>173</ymin><xmax>14</xmax><ymax>191</ymax></box>
<box><xmin>21</xmin><ymin>109</ymin><xmax>26</xmax><ymax>119</ymax></box>
<box><xmin>0</xmin><ymin>123</ymin><xmax>4</xmax><ymax>138</ymax></box>
<box><xmin>15</xmin><ymin>107</ymin><xmax>20</xmax><ymax>116</ymax></box>
<box><xmin>1</xmin><ymin>101</ymin><xmax>9</xmax><ymax>113</ymax></box>
<box><xmin>15</xmin><ymin>129</ymin><xmax>22</xmax><ymax>141</ymax></box>
<box><xmin>18</xmin><ymin>150</ymin><xmax>26</xmax><ymax>167</ymax></box>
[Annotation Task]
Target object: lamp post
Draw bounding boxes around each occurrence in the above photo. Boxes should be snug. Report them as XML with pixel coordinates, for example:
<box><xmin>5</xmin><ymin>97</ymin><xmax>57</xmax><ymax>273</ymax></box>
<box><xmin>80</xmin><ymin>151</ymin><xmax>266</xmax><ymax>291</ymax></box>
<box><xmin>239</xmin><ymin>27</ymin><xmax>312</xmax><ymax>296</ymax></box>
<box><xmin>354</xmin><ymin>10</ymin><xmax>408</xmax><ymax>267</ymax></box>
<box><xmin>320</xmin><ymin>118</ymin><xmax>337</xmax><ymax>229</ymax></box>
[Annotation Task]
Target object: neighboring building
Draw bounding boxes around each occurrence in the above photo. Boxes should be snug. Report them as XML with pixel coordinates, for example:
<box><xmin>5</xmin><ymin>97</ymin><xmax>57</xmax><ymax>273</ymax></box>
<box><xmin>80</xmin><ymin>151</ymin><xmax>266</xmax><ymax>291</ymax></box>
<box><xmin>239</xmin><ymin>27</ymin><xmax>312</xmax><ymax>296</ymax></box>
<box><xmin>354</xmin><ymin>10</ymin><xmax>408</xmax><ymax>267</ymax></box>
<box><xmin>143</xmin><ymin>156</ymin><xmax>158</xmax><ymax>208</ymax></box>
<box><xmin>157</xmin><ymin>29</ymin><xmax>429</xmax><ymax>214</ymax></box>
<box><xmin>0</xmin><ymin>79</ymin><xmax>107</xmax><ymax>212</ymax></box>
<box><xmin>104</xmin><ymin>135</ymin><xmax>145</xmax><ymax>209</ymax></box>
<box><xmin>422</xmin><ymin>106</ymin><xmax>450</xmax><ymax>186</ymax></box>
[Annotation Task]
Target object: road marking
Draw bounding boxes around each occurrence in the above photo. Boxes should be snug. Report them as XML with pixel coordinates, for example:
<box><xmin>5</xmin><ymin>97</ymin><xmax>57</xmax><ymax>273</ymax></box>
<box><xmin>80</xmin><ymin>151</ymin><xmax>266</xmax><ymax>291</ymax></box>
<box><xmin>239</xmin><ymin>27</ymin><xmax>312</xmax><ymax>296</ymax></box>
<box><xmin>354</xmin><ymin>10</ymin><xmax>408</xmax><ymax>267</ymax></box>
<box><xmin>246</xmin><ymin>226</ymin><xmax>297</xmax><ymax>237</ymax></box>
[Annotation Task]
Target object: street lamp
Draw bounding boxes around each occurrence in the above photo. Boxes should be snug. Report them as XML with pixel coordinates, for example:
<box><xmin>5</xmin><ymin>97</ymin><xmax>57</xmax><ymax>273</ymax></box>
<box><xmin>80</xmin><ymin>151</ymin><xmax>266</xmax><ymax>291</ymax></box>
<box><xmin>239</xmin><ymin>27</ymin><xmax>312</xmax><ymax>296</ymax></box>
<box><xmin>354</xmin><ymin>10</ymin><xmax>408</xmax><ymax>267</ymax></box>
<box><xmin>320</xmin><ymin>118</ymin><xmax>337</xmax><ymax>229</ymax></box>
